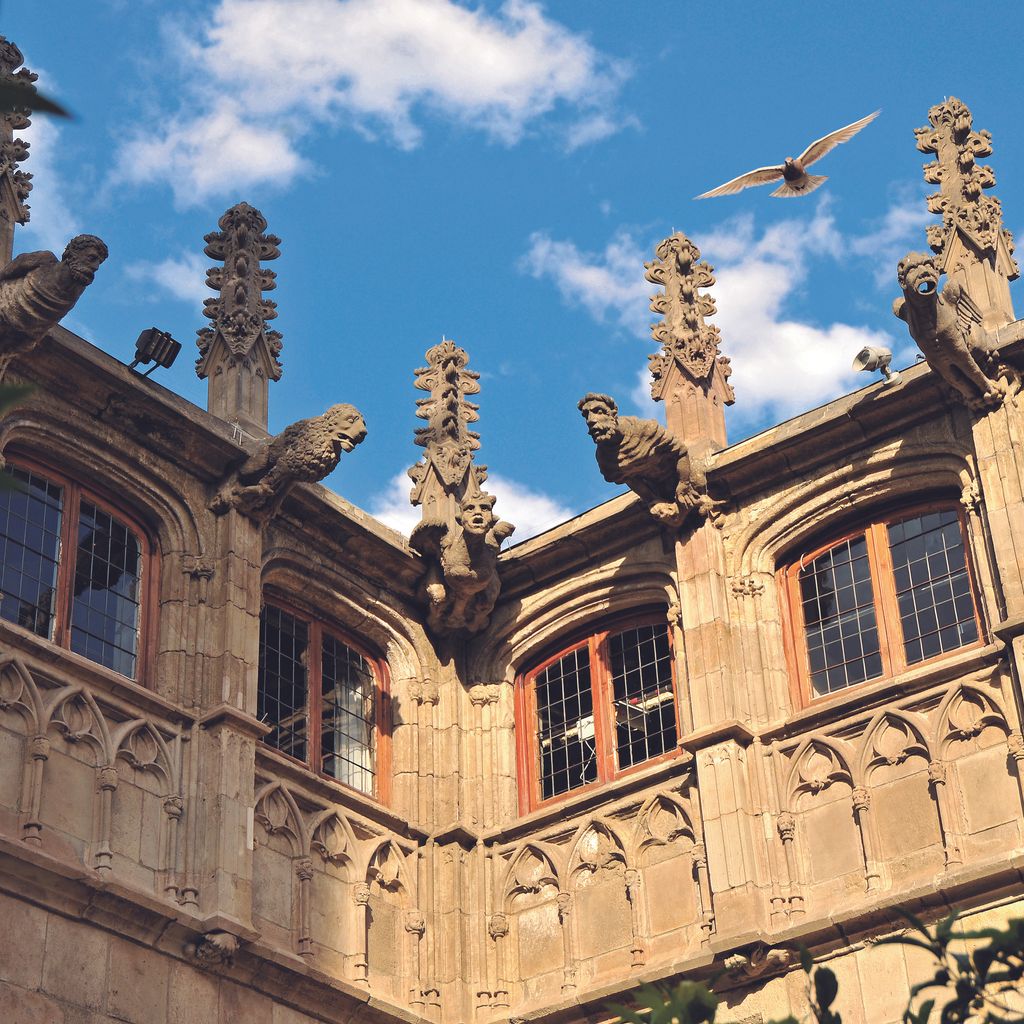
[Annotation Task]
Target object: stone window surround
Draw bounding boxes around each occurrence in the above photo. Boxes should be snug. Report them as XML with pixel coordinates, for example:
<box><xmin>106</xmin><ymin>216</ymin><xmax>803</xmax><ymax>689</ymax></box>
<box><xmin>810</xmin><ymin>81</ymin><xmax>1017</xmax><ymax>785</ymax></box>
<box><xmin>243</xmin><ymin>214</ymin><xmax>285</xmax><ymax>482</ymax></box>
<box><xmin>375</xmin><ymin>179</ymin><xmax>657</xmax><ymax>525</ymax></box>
<box><xmin>779</xmin><ymin>501</ymin><xmax>985</xmax><ymax>710</ymax></box>
<box><xmin>514</xmin><ymin>610</ymin><xmax>682</xmax><ymax>814</ymax></box>
<box><xmin>258</xmin><ymin>590</ymin><xmax>392</xmax><ymax>805</ymax></box>
<box><xmin>0</xmin><ymin>451</ymin><xmax>158</xmax><ymax>684</ymax></box>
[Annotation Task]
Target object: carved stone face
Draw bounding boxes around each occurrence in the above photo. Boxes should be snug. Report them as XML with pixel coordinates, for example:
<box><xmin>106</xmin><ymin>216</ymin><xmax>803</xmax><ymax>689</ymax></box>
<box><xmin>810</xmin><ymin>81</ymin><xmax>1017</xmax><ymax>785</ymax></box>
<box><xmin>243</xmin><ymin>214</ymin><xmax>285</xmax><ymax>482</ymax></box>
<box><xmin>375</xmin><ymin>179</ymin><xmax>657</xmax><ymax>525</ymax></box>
<box><xmin>580</xmin><ymin>399</ymin><xmax>619</xmax><ymax>444</ymax></box>
<box><xmin>63</xmin><ymin>235</ymin><xmax>109</xmax><ymax>284</ymax></box>
<box><xmin>898</xmin><ymin>252</ymin><xmax>939</xmax><ymax>298</ymax></box>
<box><xmin>460</xmin><ymin>496</ymin><xmax>495</xmax><ymax>535</ymax></box>
<box><xmin>326</xmin><ymin>405</ymin><xmax>368</xmax><ymax>453</ymax></box>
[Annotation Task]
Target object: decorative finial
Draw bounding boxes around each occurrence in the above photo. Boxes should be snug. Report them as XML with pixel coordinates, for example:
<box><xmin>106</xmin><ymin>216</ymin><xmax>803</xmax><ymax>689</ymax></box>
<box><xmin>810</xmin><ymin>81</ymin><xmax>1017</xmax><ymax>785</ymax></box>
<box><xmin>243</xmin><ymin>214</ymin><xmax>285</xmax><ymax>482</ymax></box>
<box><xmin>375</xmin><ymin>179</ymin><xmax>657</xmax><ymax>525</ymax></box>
<box><xmin>196</xmin><ymin>202</ymin><xmax>282</xmax><ymax>434</ymax></box>
<box><xmin>0</xmin><ymin>38</ymin><xmax>35</xmax><ymax>265</ymax></box>
<box><xmin>644</xmin><ymin>231</ymin><xmax>733</xmax><ymax>452</ymax></box>
<box><xmin>915</xmin><ymin>97</ymin><xmax>1017</xmax><ymax>328</ymax></box>
<box><xmin>407</xmin><ymin>339</ymin><xmax>514</xmax><ymax>638</ymax></box>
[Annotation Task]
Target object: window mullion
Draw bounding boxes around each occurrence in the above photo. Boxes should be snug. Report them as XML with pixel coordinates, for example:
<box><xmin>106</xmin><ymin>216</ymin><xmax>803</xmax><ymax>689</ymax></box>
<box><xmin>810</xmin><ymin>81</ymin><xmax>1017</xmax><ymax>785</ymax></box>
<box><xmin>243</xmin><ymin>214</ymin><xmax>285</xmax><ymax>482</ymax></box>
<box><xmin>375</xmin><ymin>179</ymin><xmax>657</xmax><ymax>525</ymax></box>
<box><xmin>869</xmin><ymin>520</ymin><xmax>903</xmax><ymax>676</ymax></box>
<box><xmin>309</xmin><ymin>620</ymin><xmax>321</xmax><ymax>776</ymax></box>
<box><xmin>53</xmin><ymin>483</ymin><xmax>81</xmax><ymax>649</ymax></box>
<box><xmin>590</xmin><ymin>634</ymin><xmax>616</xmax><ymax>782</ymax></box>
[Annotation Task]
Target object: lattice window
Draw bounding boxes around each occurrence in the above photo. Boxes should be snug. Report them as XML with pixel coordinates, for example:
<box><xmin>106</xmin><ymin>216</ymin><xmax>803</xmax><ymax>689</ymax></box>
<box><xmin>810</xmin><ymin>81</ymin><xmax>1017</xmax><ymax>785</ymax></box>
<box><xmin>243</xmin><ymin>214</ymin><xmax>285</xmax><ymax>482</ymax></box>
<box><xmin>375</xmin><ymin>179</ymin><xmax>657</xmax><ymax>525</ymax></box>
<box><xmin>259</xmin><ymin>599</ymin><xmax>384</xmax><ymax>798</ymax></box>
<box><xmin>519</xmin><ymin>617</ymin><xmax>681</xmax><ymax>809</ymax></box>
<box><xmin>784</xmin><ymin>506</ymin><xmax>982</xmax><ymax>701</ymax></box>
<box><xmin>0</xmin><ymin>461</ymin><xmax>148</xmax><ymax>679</ymax></box>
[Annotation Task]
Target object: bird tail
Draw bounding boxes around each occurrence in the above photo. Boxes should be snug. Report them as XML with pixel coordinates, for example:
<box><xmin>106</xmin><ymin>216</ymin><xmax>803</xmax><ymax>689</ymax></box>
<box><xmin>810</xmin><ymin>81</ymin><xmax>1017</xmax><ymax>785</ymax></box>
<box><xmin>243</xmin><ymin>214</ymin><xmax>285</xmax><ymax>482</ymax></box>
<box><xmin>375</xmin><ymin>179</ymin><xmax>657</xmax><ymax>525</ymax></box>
<box><xmin>771</xmin><ymin>174</ymin><xmax>828</xmax><ymax>198</ymax></box>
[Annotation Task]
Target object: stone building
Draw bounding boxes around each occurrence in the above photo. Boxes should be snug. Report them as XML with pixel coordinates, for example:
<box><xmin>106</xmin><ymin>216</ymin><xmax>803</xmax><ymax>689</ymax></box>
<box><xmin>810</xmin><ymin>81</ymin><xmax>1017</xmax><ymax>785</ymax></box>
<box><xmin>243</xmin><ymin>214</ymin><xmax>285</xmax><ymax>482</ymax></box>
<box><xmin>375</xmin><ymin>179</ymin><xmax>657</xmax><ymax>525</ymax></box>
<box><xmin>1</xmin><ymin>39</ymin><xmax>1023</xmax><ymax>1023</ymax></box>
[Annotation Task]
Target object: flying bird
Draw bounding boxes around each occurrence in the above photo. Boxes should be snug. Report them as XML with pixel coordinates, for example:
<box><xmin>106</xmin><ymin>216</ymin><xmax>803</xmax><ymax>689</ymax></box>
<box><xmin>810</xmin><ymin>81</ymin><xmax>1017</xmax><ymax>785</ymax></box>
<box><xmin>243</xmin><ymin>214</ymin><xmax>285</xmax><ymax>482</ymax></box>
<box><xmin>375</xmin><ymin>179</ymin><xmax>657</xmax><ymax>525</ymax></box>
<box><xmin>695</xmin><ymin>110</ymin><xmax>881</xmax><ymax>199</ymax></box>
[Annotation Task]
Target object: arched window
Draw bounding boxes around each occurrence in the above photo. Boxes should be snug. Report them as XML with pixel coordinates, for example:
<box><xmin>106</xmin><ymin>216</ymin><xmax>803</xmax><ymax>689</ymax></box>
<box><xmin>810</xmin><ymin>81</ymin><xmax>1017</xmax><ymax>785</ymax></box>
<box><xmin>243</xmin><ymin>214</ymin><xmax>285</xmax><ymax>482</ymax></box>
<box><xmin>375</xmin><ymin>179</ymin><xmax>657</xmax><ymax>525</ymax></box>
<box><xmin>0</xmin><ymin>458</ymin><xmax>152</xmax><ymax>679</ymax></box>
<box><xmin>258</xmin><ymin>599</ymin><xmax>388</xmax><ymax>798</ymax></box>
<box><xmin>516</xmin><ymin>616</ymin><xmax>680</xmax><ymax>811</ymax></box>
<box><xmin>781</xmin><ymin>506</ymin><xmax>983</xmax><ymax>702</ymax></box>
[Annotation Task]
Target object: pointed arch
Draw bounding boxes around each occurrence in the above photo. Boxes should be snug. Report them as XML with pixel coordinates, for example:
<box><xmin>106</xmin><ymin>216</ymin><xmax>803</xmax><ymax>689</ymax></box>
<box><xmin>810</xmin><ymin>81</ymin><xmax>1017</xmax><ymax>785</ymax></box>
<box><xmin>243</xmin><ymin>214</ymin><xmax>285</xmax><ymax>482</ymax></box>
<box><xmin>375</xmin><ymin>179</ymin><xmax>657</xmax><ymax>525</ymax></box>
<box><xmin>366</xmin><ymin>839</ymin><xmax>411</xmax><ymax>898</ymax></box>
<box><xmin>111</xmin><ymin>719</ymin><xmax>177</xmax><ymax>794</ymax></box>
<box><xmin>786</xmin><ymin>736</ymin><xmax>854</xmax><ymax>802</ymax></box>
<box><xmin>859</xmin><ymin>710</ymin><xmax>932</xmax><ymax>779</ymax></box>
<box><xmin>253</xmin><ymin>780</ymin><xmax>306</xmax><ymax>857</ymax></box>
<box><xmin>633</xmin><ymin>793</ymin><xmax>696</xmax><ymax>860</ymax></box>
<box><xmin>934</xmin><ymin>684</ymin><xmax>1009</xmax><ymax>754</ymax></box>
<box><xmin>503</xmin><ymin>842</ymin><xmax>560</xmax><ymax>903</ymax></box>
<box><xmin>567</xmin><ymin>819</ymin><xmax>628</xmax><ymax>880</ymax></box>
<box><xmin>0</xmin><ymin>655</ymin><xmax>44</xmax><ymax>733</ymax></box>
<box><xmin>45</xmin><ymin>686</ymin><xmax>112</xmax><ymax>763</ymax></box>
<box><xmin>308</xmin><ymin>809</ymin><xmax>356</xmax><ymax>873</ymax></box>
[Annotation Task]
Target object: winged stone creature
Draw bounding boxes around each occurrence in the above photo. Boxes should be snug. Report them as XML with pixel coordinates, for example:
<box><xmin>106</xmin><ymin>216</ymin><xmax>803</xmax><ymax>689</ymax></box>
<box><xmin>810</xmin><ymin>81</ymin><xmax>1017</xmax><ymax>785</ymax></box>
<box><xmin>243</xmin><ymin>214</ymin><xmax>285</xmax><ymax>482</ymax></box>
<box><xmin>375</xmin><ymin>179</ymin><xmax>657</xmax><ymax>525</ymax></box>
<box><xmin>695</xmin><ymin>110</ymin><xmax>880</xmax><ymax>199</ymax></box>
<box><xmin>893</xmin><ymin>251</ymin><xmax>1008</xmax><ymax>407</ymax></box>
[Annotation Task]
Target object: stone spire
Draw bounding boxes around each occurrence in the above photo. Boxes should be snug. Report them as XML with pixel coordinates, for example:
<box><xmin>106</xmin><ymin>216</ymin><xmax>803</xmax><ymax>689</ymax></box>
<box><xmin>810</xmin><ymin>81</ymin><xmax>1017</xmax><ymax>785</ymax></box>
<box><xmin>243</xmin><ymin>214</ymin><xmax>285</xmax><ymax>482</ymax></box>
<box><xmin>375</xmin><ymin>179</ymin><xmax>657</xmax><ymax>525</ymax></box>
<box><xmin>0</xmin><ymin>38</ymin><xmax>35</xmax><ymax>266</ymax></box>
<box><xmin>196</xmin><ymin>202</ymin><xmax>282</xmax><ymax>434</ymax></box>
<box><xmin>915</xmin><ymin>97</ymin><xmax>1018</xmax><ymax>329</ymax></box>
<box><xmin>645</xmin><ymin>231</ymin><xmax>734</xmax><ymax>455</ymax></box>
<box><xmin>408</xmin><ymin>339</ymin><xmax>514</xmax><ymax>638</ymax></box>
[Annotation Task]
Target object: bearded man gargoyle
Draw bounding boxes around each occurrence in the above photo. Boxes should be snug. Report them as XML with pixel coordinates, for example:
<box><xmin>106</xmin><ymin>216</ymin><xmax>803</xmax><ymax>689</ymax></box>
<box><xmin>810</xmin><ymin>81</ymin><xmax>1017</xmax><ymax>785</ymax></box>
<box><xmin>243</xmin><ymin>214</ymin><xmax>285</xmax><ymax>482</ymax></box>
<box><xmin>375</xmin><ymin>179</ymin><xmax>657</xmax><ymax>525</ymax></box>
<box><xmin>211</xmin><ymin>403</ymin><xmax>367</xmax><ymax>521</ymax></box>
<box><xmin>894</xmin><ymin>252</ymin><xmax>1009</xmax><ymax>407</ymax></box>
<box><xmin>412</xmin><ymin>491</ymin><xmax>515</xmax><ymax>637</ymax></box>
<box><xmin>578</xmin><ymin>393</ymin><xmax>707</xmax><ymax>528</ymax></box>
<box><xmin>0</xmin><ymin>234</ymin><xmax>109</xmax><ymax>374</ymax></box>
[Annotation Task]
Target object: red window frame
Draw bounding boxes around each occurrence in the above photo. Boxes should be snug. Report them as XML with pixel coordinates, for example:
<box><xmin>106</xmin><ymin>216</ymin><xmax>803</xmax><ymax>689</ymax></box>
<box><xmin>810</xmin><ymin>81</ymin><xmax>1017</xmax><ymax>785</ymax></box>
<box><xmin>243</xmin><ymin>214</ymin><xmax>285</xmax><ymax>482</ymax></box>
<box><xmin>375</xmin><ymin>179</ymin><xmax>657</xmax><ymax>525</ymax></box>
<box><xmin>1</xmin><ymin>452</ymin><xmax>158</xmax><ymax>683</ymax></box>
<box><xmin>779</xmin><ymin>502</ymin><xmax>984</xmax><ymax>708</ymax></box>
<box><xmin>258</xmin><ymin>594</ymin><xmax>392</xmax><ymax>804</ymax></box>
<box><xmin>514</xmin><ymin>613</ymin><xmax>682</xmax><ymax>814</ymax></box>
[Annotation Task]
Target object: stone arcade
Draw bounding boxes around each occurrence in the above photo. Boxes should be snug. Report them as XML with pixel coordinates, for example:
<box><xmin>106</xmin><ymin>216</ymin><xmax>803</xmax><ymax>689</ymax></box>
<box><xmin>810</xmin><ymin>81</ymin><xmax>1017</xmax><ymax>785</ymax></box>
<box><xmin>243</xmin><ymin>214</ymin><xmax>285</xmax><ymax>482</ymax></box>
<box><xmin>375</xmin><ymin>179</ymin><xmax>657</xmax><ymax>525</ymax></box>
<box><xmin>1</xmin><ymin>44</ymin><xmax>1024</xmax><ymax>1023</ymax></box>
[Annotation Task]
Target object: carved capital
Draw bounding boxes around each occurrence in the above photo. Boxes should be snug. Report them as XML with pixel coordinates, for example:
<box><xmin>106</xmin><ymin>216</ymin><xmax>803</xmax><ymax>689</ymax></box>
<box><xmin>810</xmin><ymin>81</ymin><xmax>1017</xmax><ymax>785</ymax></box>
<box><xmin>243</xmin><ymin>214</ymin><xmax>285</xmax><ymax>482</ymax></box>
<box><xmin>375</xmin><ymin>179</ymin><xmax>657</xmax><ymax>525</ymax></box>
<box><xmin>1008</xmin><ymin>731</ymin><xmax>1024</xmax><ymax>761</ymax></box>
<box><xmin>851</xmin><ymin>786</ymin><xmax>871</xmax><ymax>812</ymax></box>
<box><xmin>731</xmin><ymin>576</ymin><xmax>765</xmax><ymax>598</ymax></box>
<box><xmin>488</xmin><ymin>913</ymin><xmax>509</xmax><ymax>940</ymax></box>
<box><xmin>556</xmin><ymin>891</ymin><xmax>572</xmax><ymax>922</ymax></box>
<box><xmin>405</xmin><ymin>910</ymin><xmax>426</xmax><ymax>936</ymax></box>
<box><xmin>469</xmin><ymin>683</ymin><xmax>500</xmax><ymax>707</ymax></box>
<box><xmin>928</xmin><ymin>760</ymin><xmax>947</xmax><ymax>785</ymax></box>
<box><xmin>352</xmin><ymin>882</ymin><xmax>371</xmax><ymax>906</ymax></box>
<box><xmin>28</xmin><ymin>734</ymin><xmax>49</xmax><ymax>760</ymax></box>
<box><xmin>411</xmin><ymin>679</ymin><xmax>440</xmax><ymax>706</ymax></box>
<box><xmin>97</xmin><ymin>765</ymin><xmax>118</xmax><ymax>792</ymax></box>
<box><xmin>163</xmin><ymin>794</ymin><xmax>184</xmax><ymax>820</ymax></box>
<box><xmin>186</xmin><ymin>930</ymin><xmax>239</xmax><ymax>968</ymax></box>
<box><xmin>776</xmin><ymin>812</ymin><xmax>796</xmax><ymax>842</ymax></box>
<box><xmin>295</xmin><ymin>856</ymin><xmax>314</xmax><ymax>882</ymax></box>
<box><xmin>961</xmin><ymin>481</ymin><xmax>982</xmax><ymax>516</ymax></box>
<box><xmin>691</xmin><ymin>842</ymin><xmax>707</xmax><ymax>868</ymax></box>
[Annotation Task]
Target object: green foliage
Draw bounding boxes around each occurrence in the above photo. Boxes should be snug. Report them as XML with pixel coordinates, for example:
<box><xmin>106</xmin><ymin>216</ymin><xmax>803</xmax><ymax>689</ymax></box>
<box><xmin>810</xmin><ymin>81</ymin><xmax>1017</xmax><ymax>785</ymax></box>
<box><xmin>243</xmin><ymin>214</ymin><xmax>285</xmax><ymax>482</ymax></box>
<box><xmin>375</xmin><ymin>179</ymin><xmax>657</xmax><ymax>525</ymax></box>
<box><xmin>0</xmin><ymin>78</ymin><xmax>70</xmax><ymax>118</ymax></box>
<box><xmin>605</xmin><ymin>912</ymin><xmax>1024</xmax><ymax>1024</ymax></box>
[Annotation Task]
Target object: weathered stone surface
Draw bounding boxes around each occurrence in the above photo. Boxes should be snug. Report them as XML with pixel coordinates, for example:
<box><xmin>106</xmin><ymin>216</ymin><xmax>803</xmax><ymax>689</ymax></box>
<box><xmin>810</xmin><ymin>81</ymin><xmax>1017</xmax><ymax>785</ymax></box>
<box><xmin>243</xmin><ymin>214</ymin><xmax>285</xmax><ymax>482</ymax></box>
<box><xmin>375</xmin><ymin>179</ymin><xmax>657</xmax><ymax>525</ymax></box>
<box><xmin>107</xmin><ymin>940</ymin><xmax>170</xmax><ymax>1024</ymax></box>
<box><xmin>40</xmin><ymin>915</ymin><xmax>108</xmax><ymax>1011</ymax></box>
<box><xmin>0</xmin><ymin>981</ymin><xmax>65</xmax><ymax>1024</ymax></box>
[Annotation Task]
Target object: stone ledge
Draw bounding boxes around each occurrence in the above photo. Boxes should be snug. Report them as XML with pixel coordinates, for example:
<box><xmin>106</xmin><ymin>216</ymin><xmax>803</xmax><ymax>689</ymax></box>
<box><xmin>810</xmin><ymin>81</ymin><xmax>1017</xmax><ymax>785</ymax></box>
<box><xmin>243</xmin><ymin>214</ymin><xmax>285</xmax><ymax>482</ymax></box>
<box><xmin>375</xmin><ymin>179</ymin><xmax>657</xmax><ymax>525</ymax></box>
<box><xmin>200</xmin><ymin>702</ymin><xmax>272</xmax><ymax>739</ymax></box>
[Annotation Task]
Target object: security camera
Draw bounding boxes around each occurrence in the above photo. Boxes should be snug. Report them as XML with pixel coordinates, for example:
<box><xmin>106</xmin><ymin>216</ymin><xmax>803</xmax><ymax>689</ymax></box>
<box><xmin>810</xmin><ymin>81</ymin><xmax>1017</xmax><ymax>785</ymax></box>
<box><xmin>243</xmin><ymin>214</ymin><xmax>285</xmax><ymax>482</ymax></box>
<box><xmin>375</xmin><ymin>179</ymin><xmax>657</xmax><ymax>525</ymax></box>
<box><xmin>851</xmin><ymin>345</ymin><xmax>900</xmax><ymax>385</ymax></box>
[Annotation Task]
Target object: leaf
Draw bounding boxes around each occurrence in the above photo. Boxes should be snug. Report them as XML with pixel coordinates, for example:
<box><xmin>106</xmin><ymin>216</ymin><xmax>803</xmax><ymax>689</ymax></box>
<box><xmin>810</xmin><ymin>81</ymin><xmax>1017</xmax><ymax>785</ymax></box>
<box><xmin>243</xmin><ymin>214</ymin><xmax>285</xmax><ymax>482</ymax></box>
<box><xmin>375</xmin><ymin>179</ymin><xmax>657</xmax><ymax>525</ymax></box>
<box><xmin>800</xmin><ymin>944</ymin><xmax>814</xmax><ymax>974</ymax></box>
<box><xmin>935</xmin><ymin>912</ymin><xmax>960</xmax><ymax>944</ymax></box>
<box><xmin>0</xmin><ymin>79</ymin><xmax>71</xmax><ymax>118</ymax></box>
<box><xmin>814</xmin><ymin>967</ymin><xmax>839</xmax><ymax>1010</ymax></box>
<box><xmin>894</xmin><ymin>907</ymin><xmax>933</xmax><ymax>939</ymax></box>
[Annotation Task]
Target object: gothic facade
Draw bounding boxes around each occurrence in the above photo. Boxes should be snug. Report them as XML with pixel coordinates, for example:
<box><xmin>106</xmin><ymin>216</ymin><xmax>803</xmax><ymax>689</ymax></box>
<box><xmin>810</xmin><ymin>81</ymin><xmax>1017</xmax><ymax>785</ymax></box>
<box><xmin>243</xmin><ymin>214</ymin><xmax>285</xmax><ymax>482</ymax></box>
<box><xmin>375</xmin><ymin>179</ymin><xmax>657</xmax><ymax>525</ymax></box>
<box><xmin>1</xmin><ymin>40</ymin><xmax>1023</xmax><ymax>1024</ymax></box>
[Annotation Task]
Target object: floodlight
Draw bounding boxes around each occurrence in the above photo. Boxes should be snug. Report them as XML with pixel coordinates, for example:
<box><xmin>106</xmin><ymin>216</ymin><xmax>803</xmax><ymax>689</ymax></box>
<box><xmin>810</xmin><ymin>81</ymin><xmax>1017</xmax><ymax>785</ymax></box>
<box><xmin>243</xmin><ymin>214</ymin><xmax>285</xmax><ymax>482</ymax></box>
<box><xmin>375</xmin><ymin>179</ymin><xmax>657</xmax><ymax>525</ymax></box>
<box><xmin>851</xmin><ymin>345</ymin><xmax>900</xmax><ymax>385</ymax></box>
<box><xmin>129</xmin><ymin>328</ymin><xmax>181</xmax><ymax>376</ymax></box>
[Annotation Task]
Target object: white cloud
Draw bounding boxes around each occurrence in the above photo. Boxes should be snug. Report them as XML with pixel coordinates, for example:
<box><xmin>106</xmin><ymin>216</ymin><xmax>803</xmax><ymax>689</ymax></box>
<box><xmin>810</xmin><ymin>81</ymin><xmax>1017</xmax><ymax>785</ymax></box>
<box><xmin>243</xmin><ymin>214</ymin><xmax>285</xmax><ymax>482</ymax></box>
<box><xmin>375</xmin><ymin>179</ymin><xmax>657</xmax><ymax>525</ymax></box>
<box><xmin>848</xmin><ymin>199</ymin><xmax>933</xmax><ymax>286</ymax></box>
<box><xmin>124</xmin><ymin>251</ymin><xmax>210</xmax><ymax>305</ymax></box>
<box><xmin>115</xmin><ymin>0</ymin><xmax>630</xmax><ymax>204</ymax></box>
<box><xmin>519</xmin><ymin>229</ymin><xmax>650</xmax><ymax>331</ymax></box>
<box><xmin>370</xmin><ymin>469</ymin><xmax>574</xmax><ymax>541</ymax></box>
<box><xmin>16</xmin><ymin>104</ymin><xmax>82</xmax><ymax>254</ymax></box>
<box><xmin>522</xmin><ymin>202</ymin><xmax>909</xmax><ymax>430</ymax></box>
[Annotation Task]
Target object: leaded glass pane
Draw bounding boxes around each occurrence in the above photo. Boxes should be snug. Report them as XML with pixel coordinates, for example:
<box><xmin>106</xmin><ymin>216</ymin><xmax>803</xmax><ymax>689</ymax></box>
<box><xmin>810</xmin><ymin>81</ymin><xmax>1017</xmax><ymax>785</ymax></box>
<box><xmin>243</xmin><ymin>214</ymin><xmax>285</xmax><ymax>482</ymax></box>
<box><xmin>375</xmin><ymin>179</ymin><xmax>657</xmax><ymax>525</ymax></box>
<box><xmin>258</xmin><ymin>606</ymin><xmax>308</xmax><ymax>761</ymax></box>
<box><xmin>321</xmin><ymin>634</ymin><xmax>375</xmax><ymax>794</ymax></box>
<box><xmin>800</xmin><ymin>535</ymin><xmax>883</xmax><ymax>696</ymax></box>
<box><xmin>70</xmin><ymin>501</ymin><xmax>141</xmax><ymax>677</ymax></box>
<box><xmin>535</xmin><ymin>645</ymin><xmax>595</xmax><ymax>800</ymax></box>
<box><xmin>609</xmin><ymin>623</ymin><xmax>677</xmax><ymax>770</ymax></box>
<box><xmin>888</xmin><ymin>510</ymin><xmax>978</xmax><ymax>665</ymax></box>
<box><xmin>0</xmin><ymin>467</ymin><xmax>62</xmax><ymax>638</ymax></box>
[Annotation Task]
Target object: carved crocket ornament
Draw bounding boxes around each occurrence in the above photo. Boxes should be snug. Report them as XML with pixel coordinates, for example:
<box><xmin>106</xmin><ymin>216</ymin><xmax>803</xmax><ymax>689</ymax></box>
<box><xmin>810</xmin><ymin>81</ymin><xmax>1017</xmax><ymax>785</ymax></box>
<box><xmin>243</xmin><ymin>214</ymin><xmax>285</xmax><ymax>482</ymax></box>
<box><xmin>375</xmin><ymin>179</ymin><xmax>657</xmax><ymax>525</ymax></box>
<box><xmin>578</xmin><ymin>392</ymin><xmax>713</xmax><ymax>527</ymax></box>
<box><xmin>0</xmin><ymin>234</ymin><xmax>108</xmax><ymax>374</ymax></box>
<box><xmin>893</xmin><ymin>251</ymin><xmax>1015</xmax><ymax>407</ymax></box>
<box><xmin>211</xmin><ymin>403</ymin><xmax>367</xmax><ymax>521</ymax></box>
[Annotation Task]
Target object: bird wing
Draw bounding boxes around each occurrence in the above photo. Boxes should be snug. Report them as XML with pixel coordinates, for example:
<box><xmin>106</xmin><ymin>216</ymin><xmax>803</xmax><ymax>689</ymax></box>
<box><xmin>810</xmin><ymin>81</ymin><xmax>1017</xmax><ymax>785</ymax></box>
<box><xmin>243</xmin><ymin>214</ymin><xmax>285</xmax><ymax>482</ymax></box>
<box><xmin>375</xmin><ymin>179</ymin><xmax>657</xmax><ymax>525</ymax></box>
<box><xmin>797</xmin><ymin>110</ymin><xmax>881</xmax><ymax>168</ymax></box>
<box><xmin>948</xmin><ymin>280</ymin><xmax>985</xmax><ymax>338</ymax></box>
<box><xmin>694</xmin><ymin>165</ymin><xmax>784</xmax><ymax>199</ymax></box>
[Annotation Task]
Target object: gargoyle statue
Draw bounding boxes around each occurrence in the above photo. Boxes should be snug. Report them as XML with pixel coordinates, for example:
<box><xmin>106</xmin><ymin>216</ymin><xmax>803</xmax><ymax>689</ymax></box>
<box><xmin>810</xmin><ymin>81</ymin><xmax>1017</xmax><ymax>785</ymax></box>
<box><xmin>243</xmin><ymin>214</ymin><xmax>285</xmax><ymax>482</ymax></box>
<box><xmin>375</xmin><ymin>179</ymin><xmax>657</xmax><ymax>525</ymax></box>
<box><xmin>0</xmin><ymin>234</ymin><xmax>108</xmax><ymax>374</ymax></box>
<box><xmin>411</xmin><ymin>491</ymin><xmax>515</xmax><ymax>636</ymax></box>
<box><xmin>211</xmin><ymin>403</ymin><xmax>367</xmax><ymax>520</ymax></box>
<box><xmin>894</xmin><ymin>252</ymin><xmax>1013</xmax><ymax>407</ymax></box>
<box><xmin>578</xmin><ymin>392</ymin><xmax>710</xmax><ymax>527</ymax></box>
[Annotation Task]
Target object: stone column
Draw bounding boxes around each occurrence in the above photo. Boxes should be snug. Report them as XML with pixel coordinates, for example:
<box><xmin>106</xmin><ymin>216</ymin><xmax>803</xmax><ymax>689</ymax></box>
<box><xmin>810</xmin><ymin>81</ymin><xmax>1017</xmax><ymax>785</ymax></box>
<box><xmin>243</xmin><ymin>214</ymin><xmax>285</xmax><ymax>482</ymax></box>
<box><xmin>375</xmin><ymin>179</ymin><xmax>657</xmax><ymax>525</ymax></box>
<box><xmin>927</xmin><ymin>759</ymin><xmax>962</xmax><ymax>867</ymax></box>
<box><xmin>851</xmin><ymin>786</ymin><xmax>881</xmax><ymax>893</ymax></box>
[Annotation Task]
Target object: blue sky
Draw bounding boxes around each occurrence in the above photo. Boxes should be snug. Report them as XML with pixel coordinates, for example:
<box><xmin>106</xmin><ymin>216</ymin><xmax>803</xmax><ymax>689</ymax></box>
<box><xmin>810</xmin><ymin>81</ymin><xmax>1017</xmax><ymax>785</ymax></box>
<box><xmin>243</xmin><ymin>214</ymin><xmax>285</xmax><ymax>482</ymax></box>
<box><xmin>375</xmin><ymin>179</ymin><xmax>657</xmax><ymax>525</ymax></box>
<box><xmin>8</xmin><ymin>1</ymin><xmax>1024</xmax><ymax>539</ymax></box>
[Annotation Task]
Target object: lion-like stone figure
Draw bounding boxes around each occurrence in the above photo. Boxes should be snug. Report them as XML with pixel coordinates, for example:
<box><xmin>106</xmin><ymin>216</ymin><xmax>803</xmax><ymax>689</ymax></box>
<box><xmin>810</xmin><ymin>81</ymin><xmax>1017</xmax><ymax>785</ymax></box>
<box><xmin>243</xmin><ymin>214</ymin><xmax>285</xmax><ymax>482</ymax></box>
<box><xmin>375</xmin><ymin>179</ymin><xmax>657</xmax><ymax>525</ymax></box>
<box><xmin>211</xmin><ymin>403</ymin><xmax>367</xmax><ymax>520</ymax></box>
<box><xmin>0</xmin><ymin>234</ymin><xmax>108</xmax><ymax>374</ymax></box>
<box><xmin>578</xmin><ymin>393</ymin><xmax>706</xmax><ymax>528</ymax></box>
<box><xmin>411</xmin><ymin>491</ymin><xmax>515</xmax><ymax>636</ymax></box>
<box><xmin>893</xmin><ymin>252</ymin><xmax>1009</xmax><ymax>407</ymax></box>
